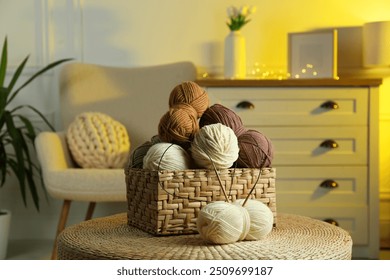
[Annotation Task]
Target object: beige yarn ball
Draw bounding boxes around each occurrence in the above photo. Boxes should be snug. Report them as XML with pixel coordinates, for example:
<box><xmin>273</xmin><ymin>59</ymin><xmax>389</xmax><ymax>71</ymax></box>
<box><xmin>143</xmin><ymin>142</ymin><xmax>192</xmax><ymax>171</ymax></box>
<box><xmin>191</xmin><ymin>123</ymin><xmax>239</xmax><ymax>169</ymax></box>
<box><xmin>66</xmin><ymin>112</ymin><xmax>130</xmax><ymax>168</ymax></box>
<box><xmin>197</xmin><ymin>201</ymin><xmax>250</xmax><ymax>244</ymax></box>
<box><xmin>234</xmin><ymin>199</ymin><xmax>274</xmax><ymax>240</ymax></box>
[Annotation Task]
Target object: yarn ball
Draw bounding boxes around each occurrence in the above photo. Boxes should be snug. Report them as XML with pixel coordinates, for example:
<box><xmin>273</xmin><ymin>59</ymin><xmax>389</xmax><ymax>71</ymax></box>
<box><xmin>143</xmin><ymin>142</ymin><xmax>192</xmax><ymax>171</ymax></box>
<box><xmin>237</xmin><ymin>129</ymin><xmax>274</xmax><ymax>168</ymax></box>
<box><xmin>233</xmin><ymin>199</ymin><xmax>274</xmax><ymax>240</ymax></box>
<box><xmin>66</xmin><ymin>112</ymin><xmax>130</xmax><ymax>168</ymax></box>
<box><xmin>191</xmin><ymin>123</ymin><xmax>239</xmax><ymax>169</ymax></box>
<box><xmin>169</xmin><ymin>81</ymin><xmax>209</xmax><ymax>118</ymax></box>
<box><xmin>197</xmin><ymin>201</ymin><xmax>250</xmax><ymax>244</ymax></box>
<box><xmin>127</xmin><ymin>135</ymin><xmax>161</xmax><ymax>169</ymax></box>
<box><xmin>200</xmin><ymin>104</ymin><xmax>247</xmax><ymax>137</ymax></box>
<box><xmin>158</xmin><ymin>103</ymin><xmax>199</xmax><ymax>147</ymax></box>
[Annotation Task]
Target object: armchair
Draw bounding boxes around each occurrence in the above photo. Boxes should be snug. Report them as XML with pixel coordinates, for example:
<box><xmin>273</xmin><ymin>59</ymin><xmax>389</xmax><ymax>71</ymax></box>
<box><xmin>35</xmin><ymin>61</ymin><xmax>197</xmax><ymax>259</ymax></box>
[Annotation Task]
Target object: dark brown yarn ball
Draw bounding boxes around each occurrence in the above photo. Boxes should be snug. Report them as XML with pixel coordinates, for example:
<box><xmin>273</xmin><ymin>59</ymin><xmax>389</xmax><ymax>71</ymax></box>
<box><xmin>127</xmin><ymin>135</ymin><xmax>161</xmax><ymax>169</ymax></box>
<box><xmin>237</xmin><ymin>129</ymin><xmax>274</xmax><ymax>168</ymax></box>
<box><xmin>199</xmin><ymin>104</ymin><xmax>247</xmax><ymax>137</ymax></box>
<box><xmin>127</xmin><ymin>140</ymin><xmax>153</xmax><ymax>169</ymax></box>
<box><xmin>158</xmin><ymin>103</ymin><xmax>199</xmax><ymax>147</ymax></box>
<box><xmin>169</xmin><ymin>81</ymin><xmax>209</xmax><ymax>118</ymax></box>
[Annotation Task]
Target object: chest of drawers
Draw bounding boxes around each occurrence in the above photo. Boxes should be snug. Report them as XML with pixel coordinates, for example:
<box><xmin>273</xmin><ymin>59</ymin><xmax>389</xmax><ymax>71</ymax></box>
<box><xmin>196</xmin><ymin>78</ymin><xmax>381</xmax><ymax>259</ymax></box>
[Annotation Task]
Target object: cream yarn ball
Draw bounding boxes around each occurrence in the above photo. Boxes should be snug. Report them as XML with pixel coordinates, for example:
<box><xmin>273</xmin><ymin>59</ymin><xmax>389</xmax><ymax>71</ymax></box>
<box><xmin>66</xmin><ymin>112</ymin><xmax>130</xmax><ymax>168</ymax></box>
<box><xmin>234</xmin><ymin>199</ymin><xmax>274</xmax><ymax>240</ymax></box>
<box><xmin>143</xmin><ymin>142</ymin><xmax>192</xmax><ymax>171</ymax></box>
<box><xmin>197</xmin><ymin>201</ymin><xmax>250</xmax><ymax>244</ymax></box>
<box><xmin>191</xmin><ymin>123</ymin><xmax>239</xmax><ymax>169</ymax></box>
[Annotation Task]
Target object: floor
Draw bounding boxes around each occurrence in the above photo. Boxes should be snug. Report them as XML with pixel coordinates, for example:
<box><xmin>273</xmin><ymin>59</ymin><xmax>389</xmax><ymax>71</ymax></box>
<box><xmin>6</xmin><ymin>240</ymin><xmax>52</xmax><ymax>260</ymax></box>
<box><xmin>4</xmin><ymin>239</ymin><xmax>390</xmax><ymax>260</ymax></box>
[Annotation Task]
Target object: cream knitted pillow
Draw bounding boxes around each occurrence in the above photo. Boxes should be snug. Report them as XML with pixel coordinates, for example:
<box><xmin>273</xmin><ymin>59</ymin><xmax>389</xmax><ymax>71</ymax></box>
<box><xmin>66</xmin><ymin>112</ymin><xmax>130</xmax><ymax>168</ymax></box>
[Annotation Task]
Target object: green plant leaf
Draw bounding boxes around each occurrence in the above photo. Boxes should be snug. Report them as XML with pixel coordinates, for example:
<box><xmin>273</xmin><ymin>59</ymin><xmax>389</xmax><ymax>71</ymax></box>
<box><xmin>0</xmin><ymin>37</ymin><xmax>7</xmax><ymax>87</ymax></box>
<box><xmin>8</xmin><ymin>158</ymin><xmax>27</xmax><ymax>207</ymax></box>
<box><xmin>6</xmin><ymin>55</ymin><xmax>29</xmax><ymax>100</ymax></box>
<box><xmin>4</xmin><ymin>111</ymin><xmax>27</xmax><ymax>205</ymax></box>
<box><xmin>0</xmin><ymin>141</ymin><xmax>7</xmax><ymax>187</ymax></box>
<box><xmin>0</xmin><ymin>87</ymin><xmax>8</xmax><ymax>124</ymax></box>
<box><xmin>4</xmin><ymin>111</ymin><xmax>24</xmax><ymax>163</ymax></box>
<box><xmin>11</xmin><ymin>105</ymin><xmax>55</xmax><ymax>132</ymax></box>
<box><xmin>7</xmin><ymin>58</ymin><xmax>73</xmax><ymax>105</ymax></box>
<box><xmin>0</xmin><ymin>36</ymin><xmax>72</xmax><ymax>210</ymax></box>
<box><xmin>5</xmin><ymin>118</ymin><xmax>40</xmax><ymax>210</ymax></box>
<box><xmin>26</xmin><ymin>168</ymin><xmax>39</xmax><ymax>211</ymax></box>
<box><xmin>17</xmin><ymin>126</ymin><xmax>40</xmax><ymax>210</ymax></box>
<box><xmin>17</xmin><ymin>114</ymin><xmax>36</xmax><ymax>141</ymax></box>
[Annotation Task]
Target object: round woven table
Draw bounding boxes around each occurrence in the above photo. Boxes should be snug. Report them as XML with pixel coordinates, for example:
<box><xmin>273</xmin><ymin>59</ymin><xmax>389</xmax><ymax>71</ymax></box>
<box><xmin>57</xmin><ymin>213</ymin><xmax>352</xmax><ymax>260</ymax></box>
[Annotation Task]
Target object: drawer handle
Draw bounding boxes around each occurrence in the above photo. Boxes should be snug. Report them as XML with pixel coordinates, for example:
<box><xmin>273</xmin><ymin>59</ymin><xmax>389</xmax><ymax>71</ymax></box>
<box><xmin>320</xmin><ymin>139</ymin><xmax>339</xmax><ymax>149</ymax></box>
<box><xmin>323</xmin><ymin>219</ymin><xmax>339</xmax><ymax>227</ymax></box>
<box><xmin>320</xmin><ymin>179</ymin><xmax>338</xmax><ymax>189</ymax></box>
<box><xmin>320</xmin><ymin>100</ymin><xmax>339</xmax><ymax>110</ymax></box>
<box><xmin>236</xmin><ymin>101</ymin><xmax>255</xmax><ymax>110</ymax></box>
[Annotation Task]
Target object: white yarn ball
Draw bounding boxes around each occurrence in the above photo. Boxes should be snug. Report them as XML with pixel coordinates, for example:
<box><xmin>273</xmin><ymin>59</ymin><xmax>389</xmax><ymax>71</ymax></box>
<box><xmin>234</xmin><ymin>199</ymin><xmax>274</xmax><ymax>240</ymax></box>
<box><xmin>143</xmin><ymin>142</ymin><xmax>192</xmax><ymax>170</ymax></box>
<box><xmin>191</xmin><ymin>123</ymin><xmax>239</xmax><ymax>169</ymax></box>
<box><xmin>197</xmin><ymin>201</ymin><xmax>250</xmax><ymax>244</ymax></box>
<box><xmin>66</xmin><ymin>112</ymin><xmax>130</xmax><ymax>168</ymax></box>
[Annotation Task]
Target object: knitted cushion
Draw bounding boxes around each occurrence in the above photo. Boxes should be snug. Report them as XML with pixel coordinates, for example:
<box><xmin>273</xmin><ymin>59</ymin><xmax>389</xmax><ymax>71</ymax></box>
<box><xmin>66</xmin><ymin>112</ymin><xmax>130</xmax><ymax>168</ymax></box>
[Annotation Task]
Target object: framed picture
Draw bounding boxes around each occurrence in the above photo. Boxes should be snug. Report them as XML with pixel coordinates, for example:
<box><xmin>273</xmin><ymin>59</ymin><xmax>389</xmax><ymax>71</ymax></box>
<box><xmin>288</xmin><ymin>29</ymin><xmax>338</xmax><ymax>79</ymax></box>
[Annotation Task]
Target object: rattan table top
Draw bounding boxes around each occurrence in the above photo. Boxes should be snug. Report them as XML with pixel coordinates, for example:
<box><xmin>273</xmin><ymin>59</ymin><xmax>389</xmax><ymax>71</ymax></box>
<box><xmin>57</xmin><ymin>213</ymin><xmax>352</xmax><ymax>260</ymax></box>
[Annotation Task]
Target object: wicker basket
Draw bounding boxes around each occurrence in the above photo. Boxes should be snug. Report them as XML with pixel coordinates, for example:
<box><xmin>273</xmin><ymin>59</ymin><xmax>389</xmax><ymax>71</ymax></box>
<box><xmin>125</xmin><ymin>167</ymin><xmax>276</xmax><ymax>235</ymax></box>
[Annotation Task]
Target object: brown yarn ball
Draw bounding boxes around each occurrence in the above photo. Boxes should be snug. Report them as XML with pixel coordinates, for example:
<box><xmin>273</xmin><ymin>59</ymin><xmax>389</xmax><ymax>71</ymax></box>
<box><xmin>200</xmin><ymin>104</ymin><xmax>247</xmax><ymax>137</ymax></box>
<box><xmin>169</xmin><ymin>81</ymin><xmax>209</xmax><ymax>118</ymax></box>
<box><xmin>158</xmin><ymin>103</ymin><xmax>199</xmax><ymax>147</ymax></box>
<box><xmin>237</xmin><ymin>130</ymin><xmax>274</xmax><ymax>168</ymax></box>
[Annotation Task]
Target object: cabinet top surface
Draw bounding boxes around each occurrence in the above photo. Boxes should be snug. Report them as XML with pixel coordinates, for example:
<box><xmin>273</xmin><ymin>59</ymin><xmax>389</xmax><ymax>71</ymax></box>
<box><xmin>195</xmin><ymin>78</ymin><xmax>382</xmax><ymax>87</ymax></box>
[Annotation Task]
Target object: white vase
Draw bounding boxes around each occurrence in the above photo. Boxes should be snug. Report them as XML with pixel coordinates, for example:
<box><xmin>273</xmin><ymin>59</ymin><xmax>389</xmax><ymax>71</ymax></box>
<box><xmin>224</xmin><ymin>31</ymin><xmax>246</xmax><ymax>79</ymax></box>
<box><xmin>0</xmin><ymin>209</ymin><xmax>11</xmax><ymax>260</ymax></box>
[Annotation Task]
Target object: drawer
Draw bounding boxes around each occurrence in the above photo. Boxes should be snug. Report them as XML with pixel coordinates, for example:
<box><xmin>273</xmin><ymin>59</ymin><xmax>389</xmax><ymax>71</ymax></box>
<box><xmin>207</xmin><ymin>87</ymin><xmax>368</xmax><ymax>126</ymax></box>
<box><xmin>258</xmin><ymin>126</ymin><xmax>367</xmax><ymax>165</ymax></box>
<box><xmin>275</xmin><ymin>166</ymin><xmax>367</xmax><ymax>206</ymax></box>
<box><xmin>276</xmin><ymin>205</ymin><xmax>368</xmax><ymax>245</ymax></box>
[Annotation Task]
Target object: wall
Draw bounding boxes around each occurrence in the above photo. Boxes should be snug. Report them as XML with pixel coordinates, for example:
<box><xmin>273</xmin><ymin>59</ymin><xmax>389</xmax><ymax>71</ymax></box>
<box><xmin>0</xmin><ymin>0</ymin><xmax>389</xmax><ymax>243</ymax></box>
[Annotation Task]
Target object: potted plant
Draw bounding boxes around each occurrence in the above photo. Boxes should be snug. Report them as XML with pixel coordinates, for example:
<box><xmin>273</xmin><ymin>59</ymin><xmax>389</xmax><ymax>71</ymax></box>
<box><xmin>0</xmin><ymin>37</ymin><xmax>71</xmax><ymax>259</ymax></box>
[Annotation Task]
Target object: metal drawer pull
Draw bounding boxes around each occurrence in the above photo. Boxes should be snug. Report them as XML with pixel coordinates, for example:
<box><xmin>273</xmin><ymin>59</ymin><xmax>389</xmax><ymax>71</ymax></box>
<box><xmin>320</xmin><ymin>179</ymin><xmax>338</xmax><ymax>189</ymax></box>
<box><xmin>320</xmin><ymin>100</ymin><xmax>339</xmax><ymax>110</ymax></box>
<box><xmin>236</xmin><ymin>101</ymin><xmax>255</xmax><ymax>109</ymax></box>
<box><xmin>323</xmin><ymin>219</ymin><xmax>339</xmax><ymax>227</ymax></box>
<box><xmin>320</xmin><ymin>139</ymin><xmax>339</xmax><ymax>149</ymax></box>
